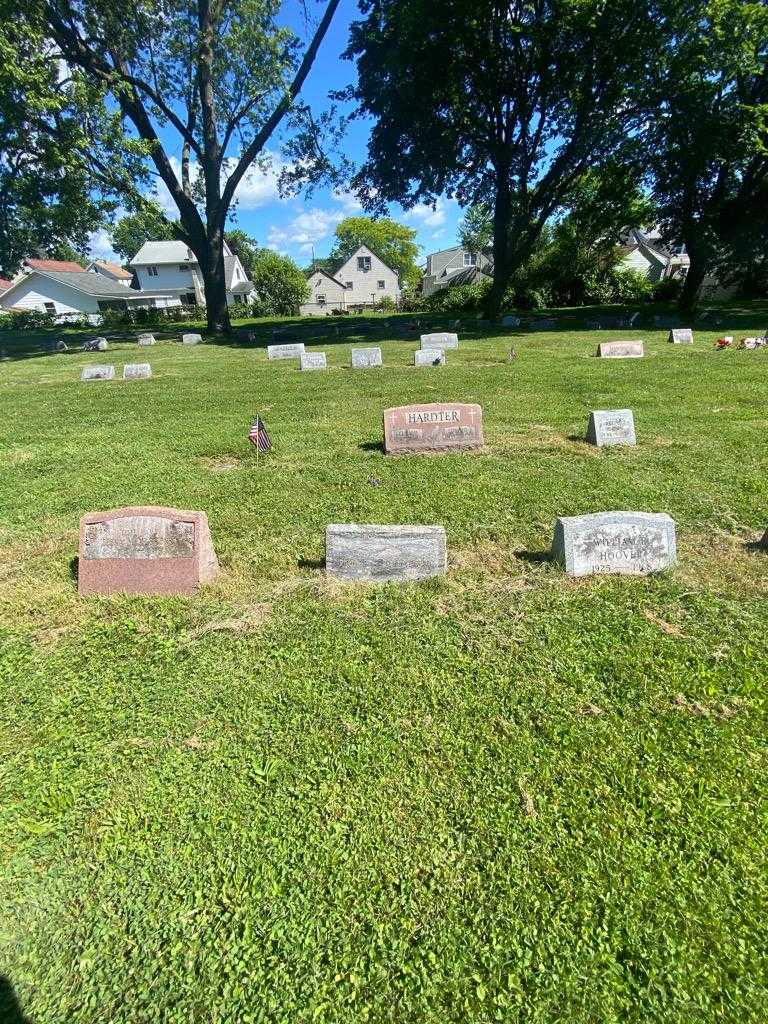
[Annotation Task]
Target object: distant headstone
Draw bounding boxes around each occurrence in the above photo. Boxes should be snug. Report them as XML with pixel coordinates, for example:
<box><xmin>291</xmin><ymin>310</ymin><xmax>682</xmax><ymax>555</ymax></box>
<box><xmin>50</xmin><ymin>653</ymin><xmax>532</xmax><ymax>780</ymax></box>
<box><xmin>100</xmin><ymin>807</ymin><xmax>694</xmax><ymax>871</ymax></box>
<box><xmin>78</xmin><ymin>506</ymin><xmax>219</xmax><ymax>596</ymax></box>
<box><xmin>42</xmin><ymin>339</ymin><xmax>68</xmax><ymax>353</ymax></box>
<box><xmin>81</xmin><ymin>365</ymin><xmax>115</xmax><ymax>381</ymax></box>
<box><xmin>351</xmin><ymin>346</ymin><xmax>382</xmax><ymax>368</ymax></box>
<box><xmin>182</xmin><ymin>333</ymin><xmax>203</xmax><ymax>345</ymax></box>
<box><xmin>267</xmin><ymin>342</ymin><xmax>305</xmax><ymax>360</ymax></box>
<box><xmin>0</xmin><ymin>349</ymin><xmax>9</xmax><ymax>362</ymax></box>
<box><xmin>123</xmin><ymin>363</ymin><xmax>152</xmax><ymax>380</ymax></box>
<box><xmin>83</xmin><ymin>337</ymin><xmax>108</xmax><ymax>352</ymax></box>
<box><xmin>383</xmin><ymin>402</ymin><xmax>484</xmax><ymax>454</ymax></box>
<box><xmin>326</xmin><ymin>524</ymin><xmax>447</xmax><ymax>582</ymax></box>
<box><xmin>669</xmin><ymin>328</ymin><xmax>693</xmax><ymax>344</ymax></box>
<box><xmin>502</xmin><ymin>315</ymin><xmax>521</xmax><ymax>327</ymax></box>
<box><xmin>586</xmin><ymin>409</ymin><xmax>636</xmax><ymax>447</ymax></box>
<box><xmin>137</xmin><ymin>333</ymin><xmax>156</xmax><ymax>346</ymax></box>
<box><xmin>300</xmin><ymin>352</ymin><xmax>327</xmax><ymax>371</ymax></box>
<box><xmin>414</xmin><ymin>349</ymin><xmax>446</xmax><ymax>366</ymax></box>
<box><xmin>596</xmin><ymin>340</ymin><xmax>644</xmax><ymax>358</ymax></box>
<box><xmin>420</xmin><ymin>332</ymin><xmax>458</xmax><ymax>350</ymax></box>
<box><xmin>531</xmin><ymin>318</ymin><xmax>557</xmax><ymax>331</ymax></box>
<box><xmin>552</xmin><ymin>511</ymin><xmax>677</xmax><ymax>577</ymax></box>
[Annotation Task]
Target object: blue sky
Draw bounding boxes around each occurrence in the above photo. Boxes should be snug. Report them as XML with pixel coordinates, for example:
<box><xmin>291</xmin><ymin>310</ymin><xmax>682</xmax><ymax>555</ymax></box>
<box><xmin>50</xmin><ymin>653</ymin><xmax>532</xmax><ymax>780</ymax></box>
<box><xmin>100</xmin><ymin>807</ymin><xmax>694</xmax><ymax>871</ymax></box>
<box><xmin>89</xmin><ymin>0</ymin><xmax>463</xmax><ymax>268</ymax></box>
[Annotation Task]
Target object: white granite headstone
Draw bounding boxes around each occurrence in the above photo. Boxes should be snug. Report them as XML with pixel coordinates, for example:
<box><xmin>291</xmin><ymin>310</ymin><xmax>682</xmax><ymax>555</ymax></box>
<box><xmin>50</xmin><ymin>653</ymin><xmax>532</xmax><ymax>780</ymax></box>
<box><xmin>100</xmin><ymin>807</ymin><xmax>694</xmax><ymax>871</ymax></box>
<box><xmin>81</xmin><ymin>365</ymin><xmax>115</xmax><ymax>381</ymax></box>
<box><xmin>586</xmin><ymin>409</ymin><xmax>636</xmax><ymax>447</ymax></box>
<box><xmin>414</xmin><ymin>349</ymin><xmax>446</xmax><ymax>366</ymax></box>
<box><xmin>326</xmin><ymin>524</ymin><xmax>447</xmax><ymax>582</ymax></box>
<box><xmin>123</xmin><ymin>363</ymin><xmax>152</xmax><ymax>380</ymax></box>
<box><xmin>182</xmin><ymin>333</ymin><xmax>203</xmax><ymax>345</ymax></box>
<box><xmin>268</xmin><ymin>342</ymin><xmax>305</xmax><ymax>360</ymax></box>
<box><xmin>300</xmin><ymin>352</ymin><xmax>327</xmax><ymax>371</ymax></box>
<box><xmin>351</xmin><ymin>347</ymin><xmax>382</xmax><ymax>368</ymax></box>
<box><xmin>668</xmin><ymin>329</ymin><xmax>693</xmax><ymax>344</ymax></box>
<box><xmin>552</xmin><ymin>511</ymin><xmax>676</xmax><ymax>577</ymax></box>
<box><xmin>420</xmin><ymin>333</ymin><xmax>458</xmax><ymax>350</ymax></box>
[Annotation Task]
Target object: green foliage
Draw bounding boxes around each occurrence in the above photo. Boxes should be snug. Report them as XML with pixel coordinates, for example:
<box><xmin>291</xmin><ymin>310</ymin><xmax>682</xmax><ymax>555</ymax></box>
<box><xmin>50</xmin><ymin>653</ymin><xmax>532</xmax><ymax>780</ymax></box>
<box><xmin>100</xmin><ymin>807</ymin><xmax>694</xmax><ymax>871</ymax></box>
<box><xmin>111</xmin><ymin>203</ymin><xmax>176</xmax><ymax>262</ymax></box>
<box><xmin>458</xmin><ymin>204</ymin><xmax>492</xmax><ymax>253</ymax></box>
<box><xmin>0</xmin><ymin>309</ymin><xmax>57</xmax><ymax>331</ymax></box>
<box><xmin>225</xmin><ymin>229</ymin><xmax>261</xmax><ymax>280</ymax></box>
<box><xmin>330</xmin><ymin>216</ymin><xmax>421</xmax><ymax>289</ymax></box>
<box><xmin>248</xmin><ymin>249</ymin><xmax>309</xmax><ymax>316</ymax></box>
<box><xmin>425</xmin><ymin>280</ymin><xmax>490</xmax><ymax>313</ymax></box>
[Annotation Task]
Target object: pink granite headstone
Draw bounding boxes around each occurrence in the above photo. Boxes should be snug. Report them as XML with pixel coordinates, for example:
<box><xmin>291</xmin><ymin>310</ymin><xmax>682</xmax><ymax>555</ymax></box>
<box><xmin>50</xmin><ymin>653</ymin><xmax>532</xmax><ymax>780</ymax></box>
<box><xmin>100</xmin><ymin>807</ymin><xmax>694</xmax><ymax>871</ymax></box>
<box><xmin>78</xmin><ymin>506</ymin><xmax>219</xmax><ymax>596</ymax></box>
<box><xmin>383</xmin><ymin>402</ymin><xmax>484</xmax><ymax>454</ymax></box>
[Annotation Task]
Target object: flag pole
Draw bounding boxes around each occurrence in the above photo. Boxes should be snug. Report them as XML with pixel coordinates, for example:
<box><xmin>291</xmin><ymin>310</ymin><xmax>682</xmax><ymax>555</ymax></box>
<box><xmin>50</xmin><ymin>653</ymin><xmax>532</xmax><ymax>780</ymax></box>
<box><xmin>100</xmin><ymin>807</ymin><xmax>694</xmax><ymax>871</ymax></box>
<box><xmin>256</xmin><ymin>414</ymin><xmax>260</xmax><ymax>468</ymax></box>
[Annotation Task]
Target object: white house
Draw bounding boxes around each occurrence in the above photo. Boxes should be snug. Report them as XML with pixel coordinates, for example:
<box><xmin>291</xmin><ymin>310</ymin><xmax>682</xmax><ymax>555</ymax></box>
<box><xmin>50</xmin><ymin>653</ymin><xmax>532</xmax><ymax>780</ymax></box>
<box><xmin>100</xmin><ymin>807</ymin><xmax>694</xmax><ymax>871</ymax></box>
<box><xmin>300</xmin><ymin>245</ymin><xmax>401</xmax><ymax>315</ymax></box>
<box><xmin>87</xmin><ymin>260</ymin><xmax>134</xmax><ymax>286</ymax></box>
<box><xmin>617</xmin><ymin>229</ymin><xmax>689</xmax><ymax>282</ymax></box>
<box><xmin>421</xmin><ymin>245</ymin><xmax>493</xmax><ymax>296</ymax></box>
<box><xmin>129</xmin><ymin>240</ymin><xmax>254</xmax><ymax>307</ymax></box>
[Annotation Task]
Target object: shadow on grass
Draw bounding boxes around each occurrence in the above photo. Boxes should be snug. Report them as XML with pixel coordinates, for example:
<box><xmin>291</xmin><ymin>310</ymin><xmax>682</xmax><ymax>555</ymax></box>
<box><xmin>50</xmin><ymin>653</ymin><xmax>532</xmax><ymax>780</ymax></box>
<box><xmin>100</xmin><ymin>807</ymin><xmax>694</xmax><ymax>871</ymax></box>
<box><xmin>514</xmin><ymin>549</ymin><xmax>552</xmax><ymax>565</ymax></box>
<box><xmin>0</xmin><ymin>977</ymin><xmax>30</xmax><ymax>1024</ymax></box>
<box><xmin>298</xmin><ymin>557</ymin><xmax>325</xmax><ymax>571</ymax></box>
<box><xmin>359</xmin><ymin>441</ymin><xmax>385</xmax><ymax>453</ymax></box>
<box><xmin>69</xmin><ymin>556</ymin><xmax>79</xmax><ymax>583</ymax></box>
<box><xmin>743</xmin><ymin>540</ymin><xmax>767</xmax><ymax>554</ymax></box>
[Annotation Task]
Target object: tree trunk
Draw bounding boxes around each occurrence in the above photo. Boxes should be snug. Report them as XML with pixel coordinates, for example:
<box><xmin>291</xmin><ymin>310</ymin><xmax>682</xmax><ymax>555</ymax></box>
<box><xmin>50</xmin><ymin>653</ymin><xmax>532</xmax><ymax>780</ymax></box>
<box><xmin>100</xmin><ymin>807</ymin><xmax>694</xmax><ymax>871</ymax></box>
<box><xmin>677</xmin><ymin>252</ymin><xmax>707</xmax><ymax>315</ymax></box>
<box><xmin>199</xmin><ymin>226</ymin><xmax>231</xmax><ymax>333</ymax></box>
<box><xmin>482</xmin><ymin>176</ymin><xmax>514</xmax><ymax>321</ymax></box>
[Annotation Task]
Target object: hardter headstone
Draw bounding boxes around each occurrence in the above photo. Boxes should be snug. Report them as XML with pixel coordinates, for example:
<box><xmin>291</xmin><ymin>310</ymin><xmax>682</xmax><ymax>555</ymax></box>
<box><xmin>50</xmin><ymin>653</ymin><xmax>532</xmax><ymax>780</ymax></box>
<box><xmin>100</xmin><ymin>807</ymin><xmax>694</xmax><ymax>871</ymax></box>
<box><xmin>78</xmin><ymin>506</ymin><xmax>219</xmax><ymax>596</ymax></box>
<box><xmin>300</xmin><ymin>352</ymin><xmax>327</xmax><ymax>371</ymax></box>
<box><xmin>586</xmin><ymin>409</ymin><xmax>636</xmax><ymax>447</ymax></box>
<box><xmin>597</xmin><ymin>340</ymin><xmax>644</xmax><ymax>358</ymax></box>
<box><xmin>351</xmin><ymin>346</ymin><xmax>382</xmax><ymax>368</ymax></box>
<box><xmin>326</xmin><ymin>524</ymin><xmax>447</xmax><ymax>582</ymax></box>
<box><xmin>267</xmin><ymin>342</ymin><xmax>305</xmax><ymax>360</ymax></box>
<box><xmin>383</xmin><ymin>402</ymin><xmax>484</xmax><ymax>454</ymax></box>
<box><xmin>182</xmin><ymin>333</ymin><xmax>203</xmax><ymax>345</ymax></box>
<box><xmin>551</xmin><ymin>511</ymin><xmax>676</xmax><ymax>577</ymax></box>
<box><xmin>137</xmin><ymin>333</ymin><xmax>156</xmax><ymax>346</ymax></box>
<box><xmin>669</xmin><ymin>328</ymin><xmax>693</xmax><ymax>344</ymax></box>
<box><xmin>123</xmin><ymin>363</ymin><xmax>152</xmax><ymax>380</ymax></box>
<box><xmin>414</xmin><ymin>349</ymin><xmax>446</xmax><ymax>366</ymax></box>
<box><xmin>420</xmin><ymin>332</ymin><xmax>459</xmax><ymax>350</ymax></box>
<box><xmin>81</xmin><ymin>365</ymin><xmax>115</xmax><ymax>381</ymax></box>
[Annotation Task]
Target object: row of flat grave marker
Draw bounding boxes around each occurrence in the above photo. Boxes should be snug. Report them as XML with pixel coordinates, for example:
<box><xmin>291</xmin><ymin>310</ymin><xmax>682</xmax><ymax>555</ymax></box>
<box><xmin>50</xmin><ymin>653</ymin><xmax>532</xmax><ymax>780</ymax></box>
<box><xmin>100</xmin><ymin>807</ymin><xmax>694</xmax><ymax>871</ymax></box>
<box><xmin>76</xmin><ymin>506</ymin><xmax>687</xmax><ymax>594</ymax></box>
<box><xmin>81</xmin><ymin>364</ymin><xmax>152</xmax><ymax>381</ymax></box>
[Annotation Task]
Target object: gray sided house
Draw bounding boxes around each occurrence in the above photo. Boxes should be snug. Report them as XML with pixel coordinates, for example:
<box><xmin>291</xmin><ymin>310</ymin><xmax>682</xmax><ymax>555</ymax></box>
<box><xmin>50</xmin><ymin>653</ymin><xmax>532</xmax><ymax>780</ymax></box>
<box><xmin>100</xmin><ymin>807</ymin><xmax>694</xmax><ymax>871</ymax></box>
<box><xmin>617</xmin><ymin>229</ymin><xmax>689</xmax><ymax>283</ymax></box>
<box><xmin>422</xmin><ymin>246</ymin><xmax>493</xmax><ymax>297</ymax></box>
<box><xmin>300</xmin><ymin>245</ymin><xmax>401</xmax><ymax>315</ymax></box>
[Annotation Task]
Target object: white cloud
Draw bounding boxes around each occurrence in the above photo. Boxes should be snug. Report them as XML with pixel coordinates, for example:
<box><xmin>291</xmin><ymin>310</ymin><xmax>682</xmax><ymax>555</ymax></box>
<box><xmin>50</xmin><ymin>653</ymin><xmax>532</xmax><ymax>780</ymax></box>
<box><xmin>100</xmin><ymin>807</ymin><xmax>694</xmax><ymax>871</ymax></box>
<box><xmin>152</xmin><ymin>151</ymin><xmax>290</xmax><ymax>217</ymax></box>
<box><xmin>87</xmin><ymin>228</ymin><xmax>119</xmax><ymax>263</ymax></box>
<box><xmin>267</xmin><ymin>207</ymin><xmax>344</xmax><ymax>251</ymax></box>
<box><xmin>330</xmin><ymin>188</ymin><xmax>363</xmax><ymax>214</ymax></box>
<box><xmin>404</xmin><ymin>198</ymin><xmax>454</xmax><ymax>229</ymax></box>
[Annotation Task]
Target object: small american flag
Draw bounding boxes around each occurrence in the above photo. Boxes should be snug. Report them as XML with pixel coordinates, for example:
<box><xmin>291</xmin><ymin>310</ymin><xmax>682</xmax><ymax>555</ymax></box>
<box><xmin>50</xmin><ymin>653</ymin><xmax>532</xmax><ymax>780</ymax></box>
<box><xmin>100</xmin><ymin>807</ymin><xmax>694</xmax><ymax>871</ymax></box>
<box><xmin>248</xmin><ymin>414</ymin><xmax>272</xmax><ymax>453</ymax></box>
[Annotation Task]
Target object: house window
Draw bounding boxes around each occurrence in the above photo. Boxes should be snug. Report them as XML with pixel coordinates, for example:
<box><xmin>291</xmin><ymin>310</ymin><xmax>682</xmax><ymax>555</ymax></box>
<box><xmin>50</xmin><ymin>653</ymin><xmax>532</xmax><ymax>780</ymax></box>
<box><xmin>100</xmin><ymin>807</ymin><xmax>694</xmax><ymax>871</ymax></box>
<box><xmin>147</xmin><ymin>265</ymin><xmax>159</xmax><ymax>277</ymax></box>
<box><xmin>345</xmin><ymin>281</ymin><xmax>353</xmax><ymax>289</ymax></box>
<box><xmin>44</xmin><ymin>302</ymin><xmax>56</xmax><ymax>314</ymax></box>
<box><xmin>377</xmin><ymin>280</ymin><xmax>386</xmax><ymax>290</ymax></box>
<box><xmin>357</xmin><ymin>256</ymin><xmax>371</xmax><ymax>271</ymax></box>
<box><xmin>463</xmin><ymin>252</ymin><xmax>477</xmax><ymax>267</ymax></box>
<box><xmin>178</xmin><ymin>264</ymin><xmax>191</xmax><ymax>273</ymax></box>
<box><xmin>317</xmin><ymin>294</ymin><xmax>326</xmax><ymax>306</ymax></box>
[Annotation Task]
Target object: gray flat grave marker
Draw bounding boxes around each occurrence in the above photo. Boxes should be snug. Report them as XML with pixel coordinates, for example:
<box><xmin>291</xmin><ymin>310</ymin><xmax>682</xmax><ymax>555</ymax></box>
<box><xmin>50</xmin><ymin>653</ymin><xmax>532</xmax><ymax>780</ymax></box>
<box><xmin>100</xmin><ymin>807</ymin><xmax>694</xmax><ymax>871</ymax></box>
<box><xmin>182</xmin><ymin>333</ymin><xmax>203</xmax><ymax>345</ymax></box>
<box><xmin>597</xmin><ymin>340</ymin><xmax>644</xmax><ymax>358</ymax></box>
<box><xmin>420</xmin><ymin>332</ymin><xmax>458</xmax><ymax>350</ymax></box>
<box><xmin>351</xmin><ymin>346</ymin><xmax>382</xmax><ymax>368</ymax></box>
<box><xmin>586</xmin><ymin>409</ymin><xmax>636</xmax><ymax>447</ymax></box>
<box><xmin>137</xmin><ymin>333</ymin><xmax>156</xmax><ymax>346</ymax></box>
<box><xmin>81</xmin><ymin>365</ymin><xmax>115</xmax><ymax>381</ymax></box>
<box><xmin>669</xmin><ymin>328</ymin><xmax>693</xmax><ymax>344</ymax></box>
<box><xmin>414</xmin><ymin>349</ymin><xmax>446</xmax><ymax>366</ymax></box>
<box><xmin>383</xmin><ymin>402</ymin><xmax>484</xmax><ymax>454</ymax></box>
<box><xmin>326</xmin><ymin>524</ymin><xmax>447</xmax><ymax>582</ymax></box>
<box><xmin>552</xmin><ymin>511</ymin><xmax>676</xmax><ymax>577</ymax></box>
<box><xmin>300</xmin><ymin>352</ymin><xmax>327</xmax><ymax>371</ymax></box>
<box><xmin>123</xmin><ymin>363</ymin><xmax>152</xmax><ymax>380</ymax></box>
<box><xmin>267</xmin><ymin>342</ymin><xmax>305</xmax><ymax>360</ymax></box>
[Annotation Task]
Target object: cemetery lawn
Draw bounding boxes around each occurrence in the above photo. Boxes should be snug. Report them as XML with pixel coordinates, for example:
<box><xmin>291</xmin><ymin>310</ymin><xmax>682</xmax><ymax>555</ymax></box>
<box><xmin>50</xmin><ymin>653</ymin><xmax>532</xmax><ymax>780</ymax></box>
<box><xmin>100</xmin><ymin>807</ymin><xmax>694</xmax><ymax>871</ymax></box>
<box><xmin>1</xmin><ymin>307</ymin><xmax>767</xmax><ymax>1023</ymax></box>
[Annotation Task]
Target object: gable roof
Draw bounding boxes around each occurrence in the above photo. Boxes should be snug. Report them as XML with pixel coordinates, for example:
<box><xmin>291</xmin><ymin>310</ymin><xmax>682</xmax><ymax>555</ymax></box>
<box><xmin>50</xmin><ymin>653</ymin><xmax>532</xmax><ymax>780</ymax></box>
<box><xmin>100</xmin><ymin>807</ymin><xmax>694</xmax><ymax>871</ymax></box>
<box><xmin>306</xmin><ymin>266</ymin><xmax>346</xmax><ymax>287</ymax></box>
<box><xmin>25</xmin><ymin>258</ymin><xmax>85</xmax><ymax>273</ymax></box>
<box><xmin>90</xmin><ymin>260</ymin><xmax>133</xmax><ymax>280</ymax></box>
<box><xmin>4</xmin><ymin>269</ymin><xmax>140</xmax><ymax>301</ymax></box>
<box><xmin>129</xmin><ymin>239</ymin><xmax>233</xmax><ymax>265</ymax></box>
<box><xmin>334</xmin><ymin>244</ymin><xmax>398</xmax><ymax>278</ymax></box>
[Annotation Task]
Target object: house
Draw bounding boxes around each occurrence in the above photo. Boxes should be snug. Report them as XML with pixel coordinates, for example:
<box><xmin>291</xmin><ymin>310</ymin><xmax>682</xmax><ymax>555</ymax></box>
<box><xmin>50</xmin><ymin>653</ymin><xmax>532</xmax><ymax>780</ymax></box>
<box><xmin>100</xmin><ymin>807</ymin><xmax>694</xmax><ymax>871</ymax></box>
<box><xmin>0</xmin><ymin>263</ymin><xmax>179</xmax><ymax>322</ymax></box>
<box><xmin>129</xmin><ymin>240</ymin><xmax>254</xmax><ymax>307</ymax></box>
<box><xmin>300</xmin><ymin>245</ymin><xmax>401</xmax><ymax>315</ymax></box>
<box><xmin>87</xmin><ymin>260</ymin><xmax>134</xmax><ymax>286</ymax></box>
<box><xmin>617</xmin><ymin>229</ymin><xmax>689</xmax><ymax>283</ymax></box>
<box><xmin>422</xmin><ymin>246</ymin><xmax>493</xmax><ymax>296</ymax></box>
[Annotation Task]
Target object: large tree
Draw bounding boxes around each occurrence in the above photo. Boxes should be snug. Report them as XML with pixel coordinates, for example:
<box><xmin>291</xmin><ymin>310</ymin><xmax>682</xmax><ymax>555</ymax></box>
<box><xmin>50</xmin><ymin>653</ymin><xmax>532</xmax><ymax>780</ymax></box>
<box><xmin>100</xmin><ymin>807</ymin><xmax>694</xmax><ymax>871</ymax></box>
<box><xmin>23</xmin><ymin>0</ymin><xmax>341</xmax><ymax>332</ymax></box>
<box><xmin>346</xmin><ymin>0</ymin><xmax>665</xmax><ymax>320</ymax></box>
<box><xmin>111</xmin><ymin>202</ymin><xmax>176</xmax><ymax>262</ymax></box>
<box><xmin>647</xmin><ymin>0</ymin><xmax>768</xmax><ymax>313</ymax></box>
<box><xmin>329</xmin><ymin>215</ymin><xmax>421</xmax><ymax>289</ymax></box>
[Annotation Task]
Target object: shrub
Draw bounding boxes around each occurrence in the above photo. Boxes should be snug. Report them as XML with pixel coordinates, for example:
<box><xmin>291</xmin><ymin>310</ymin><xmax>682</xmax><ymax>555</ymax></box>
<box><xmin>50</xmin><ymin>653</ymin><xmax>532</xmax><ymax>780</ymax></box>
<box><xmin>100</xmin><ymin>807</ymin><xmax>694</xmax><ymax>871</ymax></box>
<box><xmin>425</xmin><ymin>279</ymin><xmax>491</xmax><ymax>313</ymax></box>
<box><xmin>653</xmin><ymin>277</ymin><xmax>683</xmax><ymax>302</ymax></box>
<box><xmin>1</xmin><ymin>309</ymin><xmax>57</xmax><ymax>331</ymax></box>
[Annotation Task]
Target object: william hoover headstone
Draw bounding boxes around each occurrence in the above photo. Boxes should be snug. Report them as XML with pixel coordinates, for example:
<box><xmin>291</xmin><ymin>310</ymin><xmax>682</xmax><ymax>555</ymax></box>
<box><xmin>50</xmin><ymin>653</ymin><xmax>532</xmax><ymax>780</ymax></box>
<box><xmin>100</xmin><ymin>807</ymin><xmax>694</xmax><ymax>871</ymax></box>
<box><xmin>668</xmin><ymin>328</ymin><xmax>693</xmax><ymax>344</ymax></box>
<box><xmin>268</xmin><ymin>342</ymin><xmax>305</xmax><ymax>360</ymax></box>
<box><xmin>383</xmin><ymin>402</ymin><xmax>484</xmax><ymax>454</ymax></box>
<box><xmin>586</xmin><ymin>409</ymin><xmax>636</xmax><ymax>447</ymax></box>
<box><xmin>597</xmin><ymin>340</ymin><xmax>644</xmax><ymax>358</ymax></box>
<box><xmin>81</xmin><ymin>365</ymin><xmax>115</xmax><ymax>381</ymax></box>
<box><xmin>420</xmin><ymin>332</ymin><xmax>458</xmax><ymax>350</ymax></box>
<box><xmin>78</xmin><ymin>505</ymin><xmax>219</xmax><ymax>596</ymax></box>
<box><xmin>551</xmin><ymin>511</ymin><xmax>676</xmax><ymax>577</ymax></box>
<box><xmin>300</xmin><ymin>352</ymin><xmax>327</xmax><ymax>371</ymax></box>
<box><xmin>351</xmin><ymin>347</ymin><xmax>382</xmax><ymax>368</ymax></box>
<box><xmin>182</xmin><ymin>333</ymin><xmax>203</xmax><ymax>345</ymax></box>
<box><xmin>414</xmin><ymin>349</ymin><xmax>446</xmax><ymax>366</ymax></box>
<box><xmin>326</xmin><ymin>524</ymin><xmax>447</xmax><ymax>582</ymax></box>
<box><xmin>123</xmin><ymin>363</ymin><xmax>152</xmax><ymax>380</ymax></box>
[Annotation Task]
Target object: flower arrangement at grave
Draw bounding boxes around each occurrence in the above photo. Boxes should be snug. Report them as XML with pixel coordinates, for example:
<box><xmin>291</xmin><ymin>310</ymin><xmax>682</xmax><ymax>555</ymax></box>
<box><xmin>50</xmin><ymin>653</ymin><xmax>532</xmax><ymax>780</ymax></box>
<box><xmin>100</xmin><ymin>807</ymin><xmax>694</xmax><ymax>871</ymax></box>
<box><xmin>714</xmin><ymin>337</ymin><xmax>733</xmax><ymax>349</ymax></box>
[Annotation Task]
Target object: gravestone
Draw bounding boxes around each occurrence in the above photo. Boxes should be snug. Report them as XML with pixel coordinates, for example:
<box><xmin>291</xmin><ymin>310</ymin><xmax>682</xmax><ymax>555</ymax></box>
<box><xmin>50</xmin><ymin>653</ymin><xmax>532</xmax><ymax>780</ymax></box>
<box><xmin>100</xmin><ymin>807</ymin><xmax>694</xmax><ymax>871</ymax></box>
<box><xmin>267</xmin><ymin>342</ymin><xmax>305</xmax><ymax>360</ymax></box>
<box><xmin>414</xmin><ymin>349</ymin><xmax>446</xmax><ymax>366</ymax></box>
<box><xmin>669</xmin><ymin>328</ymin><xmax>693</xmax><ymax>344</ymax></box>
<box><xmin>383</xmin><ymin>402</ymin><xmax>484</xmax><ymax>454</ymax></box>
<box><xmin>137</xmin><ymin>333</ymin><xmax>156</xmax><ymax>346</ymax></box>
<box><xmin>78</xmin><ymin>506</ymin><xmax>219</xmax><ymax>596</ymax></box>
<box><xmin>586</xmin><ymin>409</ymin><xmax>636</xmax><ymax>447</ymax></box>
<box><xmin>420</xmin><ymin>332</ymin><xmax>458</xmax><ymax>350</ymax></box>
<box><xmin>300</xmin><ymin>352</ymin><xmax>327</xmax><ymax>371</ymax></box>
<box><xmin>502</xmin><ymin>315</ymin><xmax>521</xmax><ymax>327</ymax></box>
<box><xmin>42</xmin><ymin>340</ymin><xmax>68</xmax><ymax>353</ymax></box>
<box><xmin>596</xmin><ymin>340</ymin><xmax>644</xmax><ymax>358</ymax></box>
<box><xmin>81</xmin><ymin>365</ymin><xmax>115</xmax><ymax>381</ymax></box>
<box><xmin>531</xmin><ymin>318</ymin><xmax>557</xmax><ymax>331</ymax></box>
<box><xmin>83</xmin><ymin>337</ymin><xmax>108</xmax><ymax>352</ymax></box>
<box><xmin>123</xmin><ymin>363</ymin><xmax>152</xmax><ymax>380</ymax></box>
<box><xmin>182</xmin><ymin>333</ymin><xmax>203</xmax><ymax>345</ymax></box>
<box><xmin>326</xmin><ymin>524</ymin><xmax>447</xmax><ymax>582</ymax></box>
<box><xmin>551</xmin><ymin>511</ymin><xmax>676</xmax><ymax>577</ymax></box>
<box><xmin>351</xmin><ymin>346</ymin><xmax>382</xmax><ymax>368</ymax></box>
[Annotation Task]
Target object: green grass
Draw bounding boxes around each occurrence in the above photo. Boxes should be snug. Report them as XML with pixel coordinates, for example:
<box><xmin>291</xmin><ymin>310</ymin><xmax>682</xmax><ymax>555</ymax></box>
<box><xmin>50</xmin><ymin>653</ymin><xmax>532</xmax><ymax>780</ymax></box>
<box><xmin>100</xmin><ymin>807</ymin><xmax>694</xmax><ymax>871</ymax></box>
<box><xmin>1</xmin><ymin>307</ymin><xmax>767</xmax><ymax>1023</ymax></box>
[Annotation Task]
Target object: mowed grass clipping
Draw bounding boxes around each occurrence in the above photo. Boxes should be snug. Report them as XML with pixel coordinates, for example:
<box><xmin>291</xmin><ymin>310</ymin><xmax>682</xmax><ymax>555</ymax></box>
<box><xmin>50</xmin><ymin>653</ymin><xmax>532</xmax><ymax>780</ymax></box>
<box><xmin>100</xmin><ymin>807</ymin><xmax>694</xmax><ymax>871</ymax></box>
<box><xmin>1</xmin><ymin>312</ymin><xmax>767</xmax><ymax>1023</ymax></box>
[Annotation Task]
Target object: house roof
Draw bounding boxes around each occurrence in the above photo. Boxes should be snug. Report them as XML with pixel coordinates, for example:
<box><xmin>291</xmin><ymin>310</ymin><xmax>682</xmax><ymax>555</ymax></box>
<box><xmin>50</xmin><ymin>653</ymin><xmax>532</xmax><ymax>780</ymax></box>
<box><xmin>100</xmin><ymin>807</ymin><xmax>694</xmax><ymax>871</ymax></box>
<box><xmin>90</xmin><ymin>260</ymin><xmax>133</xmax><ymax>280</ymax></box>
<box><xmin>224</xmin><ymin>255</ymin><xmax>253</xmax><ymax>291</ymax></box>
<box><xmin>130</xmin><ymin>240</ymin><xmax>196</xmax><ymax>265</ymax></box>
<box><xmin>307</xmin><ymin>266</ymin><xmax>346</xmax><ymax>287</ymax></box>
<box><xmin>13</xmin><ymin>269</ymin><xmax>141</xmax><ymax>299</ymax></box>
<box><xmin>307</xmin><ymin>245</ymin><xmax>399</xmax><ymax>283</ymax></box>
<box><xmin>25</xmin><ymin>258</ymin><xmax>85</xmax><ymax>272</ymax></box>
<box><xmin>0</xmin><ymin>278</ymin><xmax>12</xmax><ymax>293</ymax></box>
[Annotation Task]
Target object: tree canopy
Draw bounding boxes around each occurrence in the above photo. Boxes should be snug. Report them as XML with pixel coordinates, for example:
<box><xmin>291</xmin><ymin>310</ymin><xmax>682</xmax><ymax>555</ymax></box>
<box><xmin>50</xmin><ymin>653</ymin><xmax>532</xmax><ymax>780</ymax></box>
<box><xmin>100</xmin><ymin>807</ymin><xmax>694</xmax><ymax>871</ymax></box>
<box><xmin>248</xmin><ymin>249</ymin><xmax>309</xmax><ymax>316</ymax></box>
<box><xmin>111</xmin><ymin>202</ymin><xmax>176</xmax><ymax>263</ymax></box>
<box><xmin>329</xmin><ymin>216</ymin><xmax>421</xmax><ymax>289</ymax></box>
